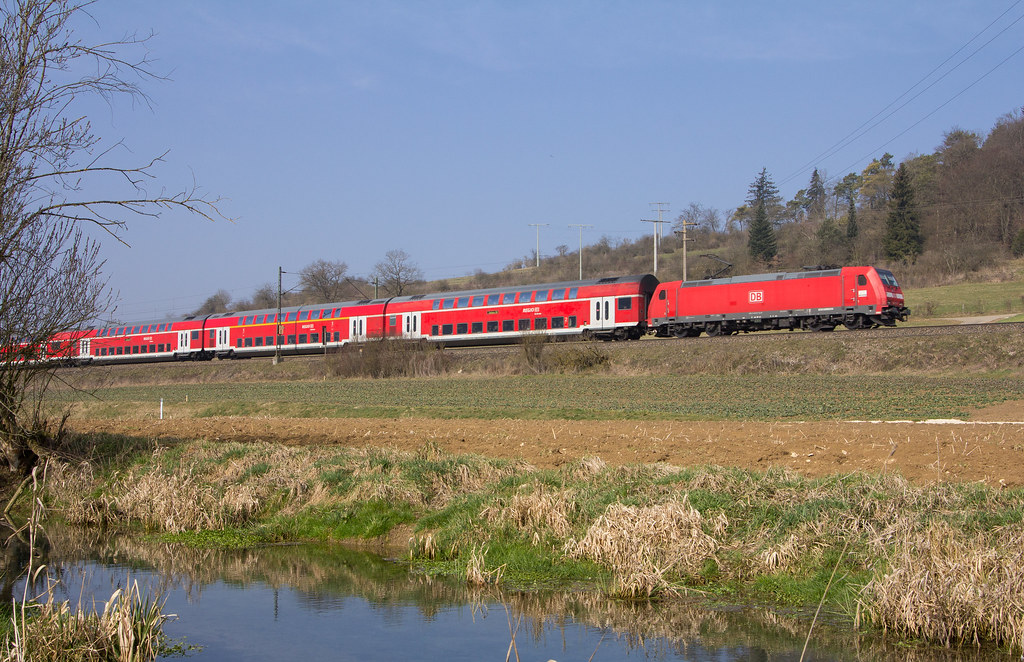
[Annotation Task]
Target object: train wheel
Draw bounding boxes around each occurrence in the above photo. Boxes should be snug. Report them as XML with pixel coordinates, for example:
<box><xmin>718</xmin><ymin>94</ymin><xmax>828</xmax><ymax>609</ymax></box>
<box><xmin>705</xmin><ymin>322</ymin><xmax>723</xmax><ymax>337</ymax></box>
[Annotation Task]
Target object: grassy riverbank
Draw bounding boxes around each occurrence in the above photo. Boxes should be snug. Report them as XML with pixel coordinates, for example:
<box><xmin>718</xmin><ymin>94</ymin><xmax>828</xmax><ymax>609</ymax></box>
<box><xmin>39</xmin><ymin>432</ymin><xmax>1024</xmax><ymax>654</ymax></box>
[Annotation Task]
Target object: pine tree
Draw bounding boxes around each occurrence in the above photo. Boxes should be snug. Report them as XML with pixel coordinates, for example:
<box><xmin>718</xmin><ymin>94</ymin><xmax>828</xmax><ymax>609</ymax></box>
<box><xmin>806</xmin><ymin>168</ymin><xmax>827</xmax><ymax>222</ymax></box>
<box><xmin>883</xmin><ymin>163</ymin><xmax>923</xmax><ymax>262</ymax></box>
<box><xmin>845</xmin><ymin>197</ymin><xmax>858</xmax><ymax>240</ymax></box>
<box><xmin>748</xmin><ymin>200</ymin><xmax>777</xmax><ymax>263</ymax></box>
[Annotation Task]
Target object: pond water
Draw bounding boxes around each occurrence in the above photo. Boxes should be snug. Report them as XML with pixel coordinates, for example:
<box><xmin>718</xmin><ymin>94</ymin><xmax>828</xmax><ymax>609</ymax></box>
<box><xmin>8</xmin><ymin>528</ymin><xmax>1013</xmax><ymax>661</ymax></box>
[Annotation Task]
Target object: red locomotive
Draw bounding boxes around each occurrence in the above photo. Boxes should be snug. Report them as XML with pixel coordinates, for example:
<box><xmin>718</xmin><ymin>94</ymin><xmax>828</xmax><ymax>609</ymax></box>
<box><xmin>23</xmin><ymin>267</ymin><xmax>908</xmax><ymax>365</ymax></box>
<box><xmin>648</xmin><ymin>266</ymin><xmax>908</xmax><ymax>337</ymax></box>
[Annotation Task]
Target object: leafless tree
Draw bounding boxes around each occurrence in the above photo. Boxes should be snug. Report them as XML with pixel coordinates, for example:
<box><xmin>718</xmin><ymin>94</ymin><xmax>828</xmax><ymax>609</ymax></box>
<box><xmin>192</xmin><ymin>290</ymin><xmax>232</xmax><ymax>316</ymax></box>
<box><xmin>372</xmin><ymin>249</ymin><xmax>423</xmax><ymax>296</ymax></box>
<box><xmin>299</xmin><ymin>259</ymin><xmax>349</xmax><ymax>303</ymax></box>
<box><xmin>249</xmin><ymin>283</ymin><xmax>278</xmax><ymax>310</ymax></box>
<box><xmin>0</xmin><ymin>0</ymin><xmax>228</xmax><ymax>473</ymax></box>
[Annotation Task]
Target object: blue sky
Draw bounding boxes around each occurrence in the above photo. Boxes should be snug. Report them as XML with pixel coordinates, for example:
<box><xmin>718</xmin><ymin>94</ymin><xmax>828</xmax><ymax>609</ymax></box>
<box><xmin>73</xmin><ymin>1</ymin><xmax>1024</xmax><ymax>321</ymax></box>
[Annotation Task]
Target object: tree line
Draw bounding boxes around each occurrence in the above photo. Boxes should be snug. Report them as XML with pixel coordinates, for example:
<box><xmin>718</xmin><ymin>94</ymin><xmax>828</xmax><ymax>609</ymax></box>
<box><xmin>680</xmin><ymin>108</ymin><xmax>1024</xmax><ymax>286</ymax></box>
<box><xmin>191</xmin><ymin>249</ymin><xmax>425</xmax><ymax>316</ymax></box>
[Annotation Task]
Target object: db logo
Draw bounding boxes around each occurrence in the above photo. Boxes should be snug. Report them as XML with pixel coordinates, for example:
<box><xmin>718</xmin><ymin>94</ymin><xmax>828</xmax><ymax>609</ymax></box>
<box><xmin>749</xmin><ymin>290</ymin><xmax>764</xmax><ymax>304</ymax></box>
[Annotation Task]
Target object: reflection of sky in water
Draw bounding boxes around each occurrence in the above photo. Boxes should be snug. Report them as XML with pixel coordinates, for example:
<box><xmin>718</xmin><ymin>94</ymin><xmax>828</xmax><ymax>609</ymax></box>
<box><xmin>20</xmin><ymin>543</ymin><xmax>1002</xmax><ymax>662</ymax></box>
<box><xmin>25</xmin><ymin>560</ymin><xmax>799</xmax><ymax>662</ymax></box>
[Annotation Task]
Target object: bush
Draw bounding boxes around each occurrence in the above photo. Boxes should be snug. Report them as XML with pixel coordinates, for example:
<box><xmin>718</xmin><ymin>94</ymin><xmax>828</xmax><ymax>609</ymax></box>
<box><xmin>326</xmin><ymin>339</ymin><xmax>451</xmax><ymax>378</ymax></box>
<box><xmin>1011</xmin><ymin>227</ymin><xmax>1024</xmax><ymax>258</ymax></box>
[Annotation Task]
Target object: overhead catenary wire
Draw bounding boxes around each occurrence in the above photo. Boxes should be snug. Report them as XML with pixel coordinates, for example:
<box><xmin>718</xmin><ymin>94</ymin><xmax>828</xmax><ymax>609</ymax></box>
<box><xmin>780</xmin><ymin>0</ymin><xmax>1024</xmax><ymax>187</ymax></box>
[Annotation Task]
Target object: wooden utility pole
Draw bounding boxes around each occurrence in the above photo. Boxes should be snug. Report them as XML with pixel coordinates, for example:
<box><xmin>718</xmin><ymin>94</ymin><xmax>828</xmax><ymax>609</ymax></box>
<box><xmin>676</xmin><ymin>217</ymin><xmax>697</xmax><ymax>281</ymax></box>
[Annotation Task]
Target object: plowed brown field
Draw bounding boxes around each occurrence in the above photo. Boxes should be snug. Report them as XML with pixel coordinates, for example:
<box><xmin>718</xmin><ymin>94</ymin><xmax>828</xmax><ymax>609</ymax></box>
<box><xmin>71</xmin><ymin>398</ymin><xmax>1024</xmax><ymax>488</ymax></box>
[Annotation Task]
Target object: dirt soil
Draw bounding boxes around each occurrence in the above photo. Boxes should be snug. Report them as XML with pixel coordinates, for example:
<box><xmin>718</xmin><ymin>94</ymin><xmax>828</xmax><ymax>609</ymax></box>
<box><xmin>70</xmin><ymin>399</ymin><xmax>1024</xmax><ymax>488</ymax></box>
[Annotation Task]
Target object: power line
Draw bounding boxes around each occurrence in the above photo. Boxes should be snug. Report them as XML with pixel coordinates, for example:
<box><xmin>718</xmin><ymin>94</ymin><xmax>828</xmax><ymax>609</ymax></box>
<box><xmin>780</xmin><ymin>0</ymin><xmax>1024</xmax><ymax>186</ymax></box>
<box><xmin>833</xmin><ymin>40</ymin><xmax>1024</xmax><ymax>178</ymax></box>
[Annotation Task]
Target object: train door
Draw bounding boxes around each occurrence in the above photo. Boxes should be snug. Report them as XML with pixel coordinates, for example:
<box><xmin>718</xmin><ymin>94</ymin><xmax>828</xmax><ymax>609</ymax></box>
<box><xmin>350</xmin><ymin>316</ymin><xmax>367</xmax><ymax>342</ymax></box>
<box><xmin>178</xmin><ymin>330</ymin><xmax>190</xmax><ymax>354</ymax></box>
<box><xmin>215</xmin><ymin>328</ymin><xmax>231</xmax><ymax>354</ymax></box>
<box><xmin>593</xmin><ymin>297</ymin><xmax>616</xmax><ymax>330</ymax></box>
<box><xmin>403</xmin><ymin>313</ymin><xmax>422</xmax><ymax>340</ymax></box>
<box><xmin>79</xmin><ymin>338</ymin><xmax>90</xmax><ymax>358</ymax></box>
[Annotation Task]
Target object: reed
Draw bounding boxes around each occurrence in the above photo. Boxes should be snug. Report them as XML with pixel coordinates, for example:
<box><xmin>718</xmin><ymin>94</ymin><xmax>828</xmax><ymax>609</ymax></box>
<box><xmin>862</xmin><ymin>521</ymin><xmax>1024</xmax><ymax>650</ymax></box>
<box><xmin>564</xmin><ymin>497</ymin><xmax>721</xmax><ymax>598</ymax></box>
<box><xmin>4</xmin><ymin>580</ymin><xmax>171</xmax><ymax>662</ymax></box>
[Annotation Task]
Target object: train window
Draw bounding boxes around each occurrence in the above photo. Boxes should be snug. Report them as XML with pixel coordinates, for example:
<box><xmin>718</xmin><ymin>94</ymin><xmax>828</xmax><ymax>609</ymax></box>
<box><xmin>191</xmin><ymin>330</ymin><xmax>200</xmax><ymax>341</ymax></box>
<box><xmin>502</xmin><ymin>320</ymin><xmax>514</xmax><ymax>332</ymax></box>
<box><xmin>857</xmin><ymin>275</ymin><xmax>867</xmax><ymax>286</ymax></box>
<box><xmin>140</xmin><ymin>345</ymin><xmax>147</xmax><ymax>353</ymax></box>
<box><xmin>131</xmin><ymin>346</ymin><xmax>139</xmax><ymax>354</ymax></box>
<box><xmin>208</xmin><ymin>329</ymin><xmax>216</xmax><ymax>340</ymax></box>
<box><xmin>457</xmin><ymin>297</ymin><xmax>469</xmax><ymax>308</ymax></box>
<box><xmin>310</xmin><ymin>333</ymin><xmax>319</xmax><ymax>343</ymax></box>
<box><xmin>100</xmin><ymin>348</ymin><xmax>107</xmax><ymax>356</ymax></box>
<box><xmin>116</xmin><ymin>347</ymin><xmax>123</xmax><ymax>355</ymax></box>
<box><xmin>568</xmin><ymin>288</ymin><xmax>578</xmax><ymax>299</ymax></box>
<box><xmin>166</xmin><ymin>323</ymin><xmax>174</xmax><ymax>331</ymax></box>
<box><xmin>299</xmin><ymin>312</ymin><xmax>309</xmax><ymax>321</ymax></box>
<box><xmin>254</xmin><ymin>337</ymin><xmax>263</xmax><ymax>347</ymax></box>
<box><xmin>487</xmin><ymin>294</ymin><xmax>499</xmax><ymax>306</ymax></box>
<box><xmin>617</xmin><ymin>297</ymin><xmax>632</xmax><ymax>310</ymax></box>
<box><xmin>471</xmin><ymin>322</ymin><xmax>483</xmax><ymax>333</ymax></box>
<box><xmin>310</xmin><ymin>311</ymin><xmax>320</xmax><ymax>320</ymax></box>
<box><xmin>568</xmin><ymin>316</ymin><xmax>577</xmax><ymax>327</ymax></box>
<box><xmin>535</xmin><ymin>318</ymin><xmax>548</xmax><ymax>330</ymax></box>
<box><xmin>443</xmin><ymin>299</ymin><xmax>455</xmax><ymax>309</ymax></box>
<box><xmin>149</xmin><ymin>344</ymin><xmax>156</xmax><ymax>352</ymax></box>
<box><xmin>244</xmin><ymin>338</ymin><xmax>252</xmax><ymax>347</ymax></box>
<box><xmin>502</xmin><ymin>293</ymin><xmax>515</xmax><ymax>305</ymax></box>
<box><xmin>431</xmin><ymin>325</ymin><xmax>439</xmax><ymax>335</ymax></box>
<box><xmin>457</xmin><ymin>323</ymin><xmax>468</xmax><ymax>334</ymax></box>
<box><xmin>518</xmin><ymin>319</ymin><xmax>530</xmax><ymax>331</ymax></box>
<box><xmin>236</xmin><ymin>339</ymin><xmax>243</xmax><ymax>348</ymax></box>
<box><xmin>267</xmin><ymin>336</ymin><xmax>274</xmax><ymax>345</ymax></box>
<box><xmin>536</xmin><ymin>290</ymin><xmax>548</xmax><ymax>302</ymax></box>
<box><xmin>658</xmin><ymin>290</ymin><xmax>667</xmax><ymax>300</ymax></box>
<box><xmin>298</xmin><ymin>334</ymin><xmax>308</xmax><ymax>343</ymax></box>
<box><xmin>158</xmin><ymin>344</ymin><xmax>165</xmax><ymax>352</ymax></box>
<box><xmin>551</xmin><ymin>289</ymin><xmax>565</xmax><ymax>301</ymax></box>
<box><xmin>132</xmin><ymin>326</ymin><xmax>140</xmax><ymax>334</ymax></box>
<box><xmin>432</xmin><ymin>300</ymin><xmax>440</xmax><ymax>310</ymax></box>
<box><xmin>441</xmin><ymin>324</ymin><xmax>453</xmax><ymax>335</ymax></box>
<box><xmin>551</xmin><ymin>317</ymin><xmax>564</xmax><ymax>329</ymax></box>
<box><xmin>472</xmin><ymin>296</ymin><xmax>484</xmax><ymax>307</ymax></box>
<box><xmin>287</xmin><ymin>334</ymin><xmax>296</xmax><ymax>344</ymax></box>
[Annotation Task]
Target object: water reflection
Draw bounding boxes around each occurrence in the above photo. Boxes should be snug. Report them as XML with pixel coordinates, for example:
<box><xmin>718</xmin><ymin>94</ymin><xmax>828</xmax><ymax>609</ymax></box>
<box><xmin>8</xmin><ymin>526</ymin><xmax>1012</xmax><ymax>661</ymax></box>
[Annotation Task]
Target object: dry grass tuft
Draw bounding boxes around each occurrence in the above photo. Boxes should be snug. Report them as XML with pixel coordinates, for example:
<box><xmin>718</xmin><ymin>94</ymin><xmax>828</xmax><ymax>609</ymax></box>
<box><xmin>481</xmin><ymin>485</ymin><xmax>576</xmax><ymax>539</ymax></box>
<box><xmin>4</xmin><ymin>579</ymin><xmax>171</xmax><ymax>662</ymax></box>
<box><xmin>862</xmin><ymin>521</ymin><xmax>1024</xmax><ymax>650</ymax></box>
<box><xmin>465</xmin><ymin>545</ymin><xmax>504</xmax><ymax>586</ymax></box>
<box><xmin>565</xmin><ymin>496</ymin><xmax>720</xmax><ymax>598</ymax></box>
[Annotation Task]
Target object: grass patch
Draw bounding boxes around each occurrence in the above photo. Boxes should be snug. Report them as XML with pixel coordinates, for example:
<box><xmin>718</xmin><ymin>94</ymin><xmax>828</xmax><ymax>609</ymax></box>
<box><xmin>57</xmin><ymin>372</ymin><xmax>1024</xmax><ymax>422</ymax></box>
<box><xmin>38</xmin><ymin>426</ymin><xmax>1024</xmax><ymax>651</ymax></box>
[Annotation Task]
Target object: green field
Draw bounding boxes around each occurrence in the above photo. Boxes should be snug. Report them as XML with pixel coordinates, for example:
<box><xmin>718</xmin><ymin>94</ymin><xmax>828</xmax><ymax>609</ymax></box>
<box><xmin>59</xmin><ymin>373</ymin><xmax>1024</xmax><ymax>422</ymax></box>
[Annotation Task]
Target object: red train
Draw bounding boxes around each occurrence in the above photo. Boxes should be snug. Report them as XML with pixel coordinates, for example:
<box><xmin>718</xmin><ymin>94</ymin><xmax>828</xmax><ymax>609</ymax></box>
<box><xmin>26</xmin><ymin>266</ymin><xmax>908</xmax><ymax>365</ymax></box>
<box><xmin>648</xmin><ymin>266</ymin><xmax>908</xmax><ymax>337</ymax></box>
